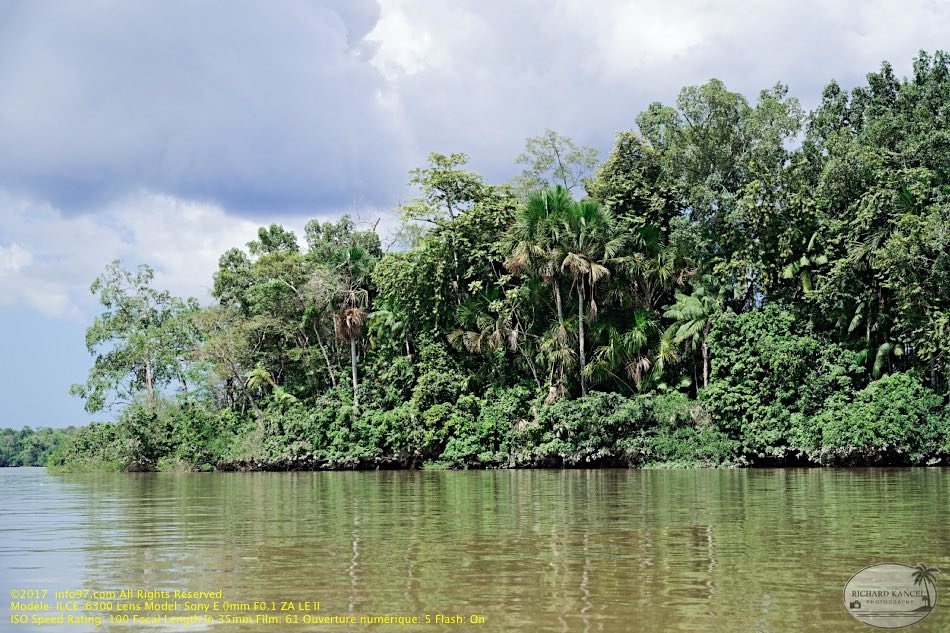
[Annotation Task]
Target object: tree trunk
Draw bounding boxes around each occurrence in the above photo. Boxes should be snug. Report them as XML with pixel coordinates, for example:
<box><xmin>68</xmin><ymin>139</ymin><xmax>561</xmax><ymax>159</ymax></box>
<box><xmin>520</xmin><ymin>346</ymin><xmax>542</xmax><ymax>389</ymax></box>
<box><xmin>553</xmin><ymin>280</ymin><xmax>566</xmax><ymax>331</ymax></box>
<box><xmin>553</xmin><ymin>279</ymin><xmax>567</xmax><ymax>393</ymax></box>
<box><xmin>702</xmin><ymin>323</ymin><xmax>711</xmax><ymax>389</ymax></box>
<box><xmin>514</xmin><ymin>315</ymin><xmax>541</xmax><ymax>390</ymax></box>
<box><xmin>144</xmin><ymin>358</ymin><xmax>155</xmax><ymax>405</ymax></box>
<box><xmin>702</xmin><ymin>342</ymin><xmax>709</xmax><ymax>389</ymax></box>
<box><xmin>578</xmin><ymin>277</ymin><xmax>587</xmax><ymax>397</ymax></box>
<box><xmin>313</xmin><ymin>325</ymin><xmax>337</xmax><ymax>387</ymax></box>
<box><xmin>229</xmin><ymin>362</ymin><xmax>257</xmax><ymax>412</ymax></box>
<box><xmin>350</xmin><ymin>337</ymin><xmax>359</xmax><ymax>407</ymax></box>
<box><xmin>177</xmin><ymin>370</ymin><xmax>189</xmax><ymax>403</ymax></box>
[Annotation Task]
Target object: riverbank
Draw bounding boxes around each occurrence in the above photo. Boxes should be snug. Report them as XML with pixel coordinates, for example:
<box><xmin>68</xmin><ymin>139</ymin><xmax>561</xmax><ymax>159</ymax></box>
<box><xmin>43</xmin><ymin>378</ymin><xmax>950</xmax><ymax>473</ymax></box>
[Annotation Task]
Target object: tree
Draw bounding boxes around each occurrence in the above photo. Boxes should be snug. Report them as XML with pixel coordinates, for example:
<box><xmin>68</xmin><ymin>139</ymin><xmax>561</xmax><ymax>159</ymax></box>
<box><xmin>395</xmin><ymin>152</ymin><xmax>489</xmax><ymax>298</ymax></box>
<box><xmin>664</xmin><ymin>276</ymin><xmax>725</xmax><ymax>389</ymax></box>
<box><xmin>801</xmin><ymin>52</ymin><xmax>950</xmax><ymax>391</ymax></box>
<box><xmin>636</xmin><ymin>79</ymin><xmax>804</xmax><ymax>306</ymax></box>
<box><xmin>334</xmin><ymin>246</ymin><xmax>375</xmax><ymax>407</ymax></box>
<box><xmin>588</xmin><ymin>130</ymin><xmax>677</xmax><ymax>232</ymax></box>
<box><xmin>212</xmin><ymin>247</ymin><xmax>252</xmax><ymax>310</ymax></box>
<box><xmin>247</xmin><ymin>224</ymin><xmax>300</xmax><ymax>256</ymax></box>
<box><xmin>504</xmin><ymin>185</ymin><xmax>574</xmax><ymax>397</ymax></box>
<box><xmin>305</xmin><ymin>214</ymin><xmax>382</xmax><ymax>261</ymax></box>
<box><xmin>586</xmin><ymin>309</ymin><xmax>670</xmax><ymax>391</ymax></box>
<box><xmin>192</xmin><ymin>306</ymin><xmax>270</xmax><ymax>412</ymax></box>
<box><xmin>912</xmin><ymin>563</ymin><xmax>939</xmax><ymax>608</ymax></box>
<box><xmin>245</xmin><ymin>363</ymin><xmax>297</xmax><ymax>407</ymax></box>
<box><xmin>555</xmin><ymin>199</ymin><xmax>624</xmax><ymax>396</ymax></box>
<box><xmin>400</xmin><ymin>152</ymin><xmax>486</xmax><ymax>224</ymax></box>
<box><xmin>512</xmin><ymin>129</ymin><xmax>600</xmax><ymax>197</ymax></box>
<box><xmin>703</xmin><ymin>305</ymin><xmax>864</xmax><ymax>460</ymax></box>
<box><xmin>71</xmin><ymin>261</ymin><xmax>193</xmax><ymax>412</ymax></box>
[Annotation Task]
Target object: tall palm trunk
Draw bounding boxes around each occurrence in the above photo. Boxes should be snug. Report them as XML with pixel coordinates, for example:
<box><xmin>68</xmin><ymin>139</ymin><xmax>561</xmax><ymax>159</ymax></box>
<box><xmin>553</xmin><ymin>280</ymin><xmax>566</xmax><ymax>330</ymax></box>
<box><xmin>350</xmin><ymin>337</ymin><xmax>358</xmax><ymax>407</ymax></box>
<box><xmin>578</xmin><ymin>277</ymin><xmax>587</xmax><ymax>397</ymax></box>
<box><xmin>702</xmin><ymin>322</ymin><xmax>711</xmax><ymax>389</ymax></box>
<box><xmin>553</xmin><ymin>279</ymin><xmax>567</xmax><ymax>395</ymax></box>
<box><xmin>702</xmin><ymin>343</ymin><xmax>709</xmax><ymax>389</ymax></box>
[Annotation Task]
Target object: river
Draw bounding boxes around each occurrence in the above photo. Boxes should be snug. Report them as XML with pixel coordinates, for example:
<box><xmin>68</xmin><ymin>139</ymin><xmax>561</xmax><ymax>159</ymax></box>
<box><xmin>1</xmin><ymin>467</ymin><xmax>947</xmax><ymax>632</ymax></box>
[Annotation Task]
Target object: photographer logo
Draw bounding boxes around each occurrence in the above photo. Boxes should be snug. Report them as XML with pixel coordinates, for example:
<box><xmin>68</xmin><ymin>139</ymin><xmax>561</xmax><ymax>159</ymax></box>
<box><xmin>844</xmin><ymin>563</ymin><xmax>939</xmax><ymax>629</ymax></box>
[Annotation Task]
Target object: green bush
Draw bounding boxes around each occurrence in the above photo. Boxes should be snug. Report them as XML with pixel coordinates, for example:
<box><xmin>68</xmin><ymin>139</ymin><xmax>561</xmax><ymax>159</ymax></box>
<box><xmin>508</xmin><ymin>391</ymin><xmax>740</xmax><ymax>468</ymax></box>
<box><xmin>518</xmin><ymin>391</ymin><xmax>635</xmax><ymax>466</ymax></box>
<box><xmin>47</xmin><ymin>422</ymin><xmax>125</xmax><ymax>472</ymax></box>
<box><xmin>639</xmin><ymin>393</ymin><xmax>743</xmax><ymax>467</ymax></box>
<box><xmin>704</xmin><ymin>305</ymin><xmax>864</xmax><ymax>460</ymax></box>
<box><xmin>441</xmin><ymin>385</ymin><xmax>534</xmax><ymax>467</ymax></box>
<box><xmin>808</xmin><ymin>372</ymin><xmax>947</xmax><ymax>465</ymax></box>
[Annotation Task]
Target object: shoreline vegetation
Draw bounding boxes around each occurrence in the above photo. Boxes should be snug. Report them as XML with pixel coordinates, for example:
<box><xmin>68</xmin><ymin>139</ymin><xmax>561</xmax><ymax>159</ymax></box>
<box><xmin>29</xmin><ymin>53</ymin><xmax>950</xmax><ymax>472</ymax></box>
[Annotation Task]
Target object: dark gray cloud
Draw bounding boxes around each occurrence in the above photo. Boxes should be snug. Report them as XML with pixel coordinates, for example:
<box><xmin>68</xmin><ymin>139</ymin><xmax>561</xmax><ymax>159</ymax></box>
<box><xmin>0</xmin><ymin>0</ymin><xmax>407</xmax><ymax>214</ymax></box>
<box><xmin>1</xmin><ymin>0</ymin><xmax>949</xmax><ymax>218</ymax></box>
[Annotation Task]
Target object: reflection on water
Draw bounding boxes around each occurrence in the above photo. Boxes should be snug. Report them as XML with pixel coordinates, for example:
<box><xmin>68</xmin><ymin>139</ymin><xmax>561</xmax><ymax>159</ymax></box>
<box><xmin>1</xmin><ymin>468</ymin><xmax>947</xmax><ymax>632</ymax></box>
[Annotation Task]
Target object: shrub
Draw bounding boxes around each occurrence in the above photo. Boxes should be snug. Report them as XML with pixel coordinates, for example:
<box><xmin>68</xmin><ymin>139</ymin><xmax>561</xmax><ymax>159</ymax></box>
<box><xmin>520</xmin><ymin>391</ymin><xmax>645</xmax><ymax>466</ymax></box>
<box><xmin>438</xmin><ymin>387</ymin><xmax>532</xmax><ymax>467</ymax></box>
<box><xmin>704</xmin><ymin>305</ymin><xmax>864</xmax><ymax>460</ymax></box>
<box><xmin>809</xmin><ymin>372</ymin><xmax>947</xmax><ymax>465</ymax></box>
<box><xmin>639</xmin><ymin>393</ymin><xmax>743</xmax><ymax>467</ymax></box>
<box><xmin>47</xmin><ymin>422</ymin><xmax>125</xmax><ymax>472</ymax></box>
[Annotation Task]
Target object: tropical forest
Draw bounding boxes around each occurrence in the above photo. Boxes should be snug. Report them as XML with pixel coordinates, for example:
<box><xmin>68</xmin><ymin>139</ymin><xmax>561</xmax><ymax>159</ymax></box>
<box><xmin>47</xmin><ymin>52</ymin><xmax>950</xmax><ymax>472</ymax></box>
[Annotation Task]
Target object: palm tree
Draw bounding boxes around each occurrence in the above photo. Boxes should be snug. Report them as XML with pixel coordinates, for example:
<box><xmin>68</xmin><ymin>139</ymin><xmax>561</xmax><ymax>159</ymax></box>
<box><xmin>245</xmin><ymin>363</ymin><xmax>277</xmax><ymax>393</ymax></box>
<box><xmin>586</xmin><ymin>309</ymin><xmax>680</xmax><ymax>392</ymax></box>
<box><xmin>367</xmin><ymin>301</ymin><xmax>411</xmax><ymax>358</ymax></box>
<box><xmin>448</xmin><ymin>290</ymin><xmax>509</xmax><ymax>355</ymax></box>
<box><xmin>663</xmin><ymin>276</ymin><xmax>724</xmax><ymax>389</ymax></box>
<box><xmin>912</xmin><ymin>563</ymin><xmax>939</xmax><ymax>608</ymax></box>
<box><xmin>847</xmin><ymin>301</ymin><xmax>903</xmax><ymax>378</ymax></box>
<box><xmin>334</xmin><ymin>301</ymin><xmax>367</xmax><ymax>406</ymax></box>
<box><xmin>448</xmin><ymin>288</ymin><xmax>543</xmax><ymax>389</ymax></box>
<box><xmin>555</xmin><ymin>199</ymin><xmax>624</xmax><ymax>396</ymax></box>
<box><xmin>781</xmin><ymin>230</ymin><xmax>828</xmax><ymax>293</ymax></box>
<box><xmin>245</xmin><ymin>363</ymin><xmax>297</xmax><ymax>406</ymax></box>
<box><xmin>334</xmin><ymin>246</ymin><xmax>374</xmax><ymax>407</ymax></box>
<box><xmin>504</xmin><ymin>185</ymin><xmax>574</xmax><ymax>397</ymax></box>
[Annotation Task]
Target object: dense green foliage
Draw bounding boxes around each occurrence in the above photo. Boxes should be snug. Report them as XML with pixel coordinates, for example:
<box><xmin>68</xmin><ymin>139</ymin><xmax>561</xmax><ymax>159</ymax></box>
<box><xmin>0</xmin><ymin>427</ymin><xmax>75</xmax><ymax>466</ymax></box>
<box><xmin>54</xmin><ymin>53</ymin><xmax>950</xmax><ymax>472</ymax></box>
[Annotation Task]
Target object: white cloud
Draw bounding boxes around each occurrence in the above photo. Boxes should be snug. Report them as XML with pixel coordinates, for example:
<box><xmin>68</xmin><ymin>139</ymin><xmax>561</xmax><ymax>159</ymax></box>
<box><xmin>363</xmin><ymin>0</ymin><xmax>950</xmax><ymax>183</ymax></box>
<box><xmin>0</xmin><ymin>193</ymin><xmax>123</xmax><ymax>319</ymax></box>
<box><xmin>0</xmin><ymin>190</ymin><xmax>393</xmax><ymax>319</ymax></box>
<box><xmin>367</xmin><ymin>2</ymin><xmax>435</xmax><ymax>80</ymax></box>
<box><xmin>0</xmin><ymin>242</ymin><xmax>33</xmax><ymax>275</ymax></box>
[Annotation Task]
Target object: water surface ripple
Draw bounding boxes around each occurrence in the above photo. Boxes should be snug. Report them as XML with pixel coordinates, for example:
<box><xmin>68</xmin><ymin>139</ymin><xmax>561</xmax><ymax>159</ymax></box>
<box><xmin>1</xmin><ymin>468</ymin><xmax>947</xmax><ymax>632</ymax></box>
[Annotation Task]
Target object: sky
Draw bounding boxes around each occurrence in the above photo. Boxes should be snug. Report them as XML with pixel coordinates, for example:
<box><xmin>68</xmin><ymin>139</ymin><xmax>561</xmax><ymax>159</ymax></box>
<box><xmin>1</xmin><ymin>0</ymin><xmax>948</xmax><ymax>428</ymax></box>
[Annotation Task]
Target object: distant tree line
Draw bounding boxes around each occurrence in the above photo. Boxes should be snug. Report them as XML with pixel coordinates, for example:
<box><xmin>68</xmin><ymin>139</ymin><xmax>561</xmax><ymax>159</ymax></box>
<box><xmin>53</xmin><ymin>51</ymin><xmax>950</xmax><ymax>471</ymax></box>
<box><xmin>1</xmin><ymin>427</ymin><xmax>75</xmax><ymax>467</ymax></box>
